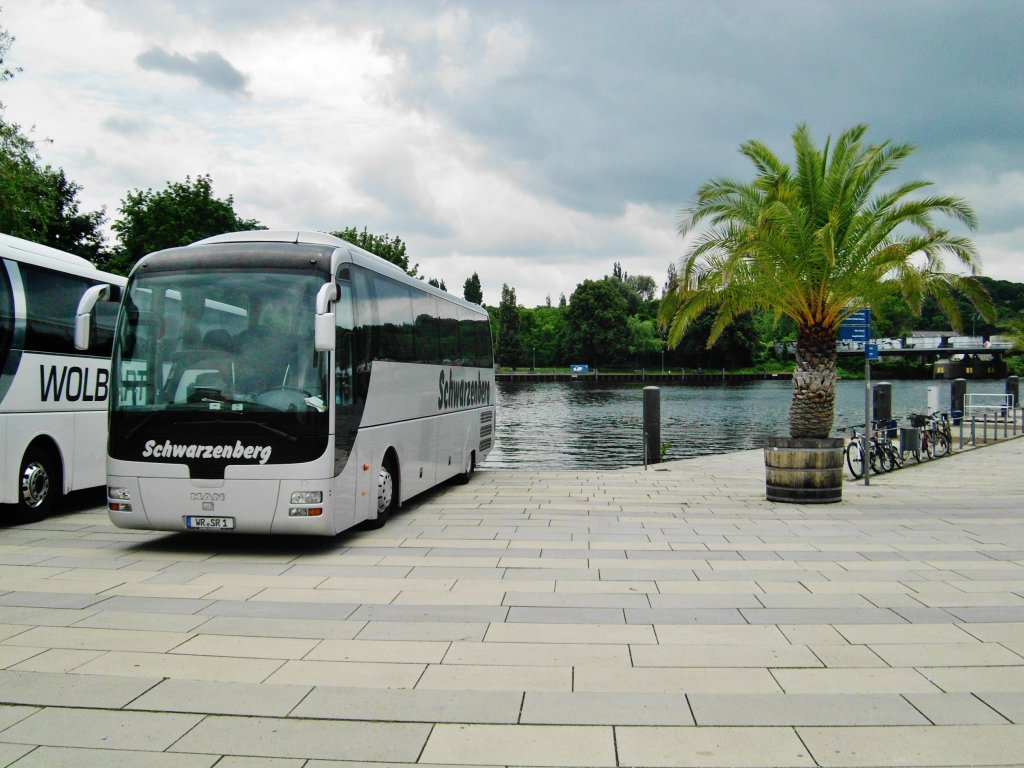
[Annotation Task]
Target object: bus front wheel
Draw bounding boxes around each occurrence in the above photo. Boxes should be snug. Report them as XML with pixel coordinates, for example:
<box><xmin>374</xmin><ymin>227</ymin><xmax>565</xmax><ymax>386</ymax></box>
<box><xmin>366</xmin><ymin>456</ymin><xmax>396</xmax><ymax>530</ymax></box>
<box><xmin>16</xmin><ymin>447</ymin><xmax>60</xmax><ymax>523</ymax></box>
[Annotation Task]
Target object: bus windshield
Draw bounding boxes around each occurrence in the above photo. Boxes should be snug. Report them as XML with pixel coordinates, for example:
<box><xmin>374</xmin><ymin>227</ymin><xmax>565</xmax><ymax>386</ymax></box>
<box><xmin>110</xmin><ymin>268</ymin><xmax>330</xmax><ymax>468</ymax></box>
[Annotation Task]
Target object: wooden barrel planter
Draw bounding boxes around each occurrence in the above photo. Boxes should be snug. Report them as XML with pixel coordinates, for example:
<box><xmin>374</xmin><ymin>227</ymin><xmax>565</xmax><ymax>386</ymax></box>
<box><xmin>763</xmin><ymin>437</ymin><xmax>844</xmax><ymax>504</ymax></box>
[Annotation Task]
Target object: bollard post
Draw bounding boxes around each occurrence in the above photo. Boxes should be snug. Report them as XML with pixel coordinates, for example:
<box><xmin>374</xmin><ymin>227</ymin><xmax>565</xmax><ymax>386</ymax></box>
<box><xmin>643</xmin><ymin>386</ymin><xmax>661</xmax><ymax>465</ymax></box>
<box><xmin>951</xmin><ymin>379</ymin><xmax>967</xmax><ymax>425</ymax></box>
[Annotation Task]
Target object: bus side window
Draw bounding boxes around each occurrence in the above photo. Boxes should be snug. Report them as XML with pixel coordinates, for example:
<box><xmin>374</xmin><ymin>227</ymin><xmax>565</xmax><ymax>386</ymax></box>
<box><xmin>414</xmin><ymin>293</ymin><xmax>439</xmax><ymax>365</ymax></box>
<box><xmin>438</xmin><ymin>300</ymin><xmax>460</xmax><ymax>364</ymax></box>
<box><xmin>351</xmin><ymin>267</ymin><xmax>376</xmax><ymax>402</ymax></box>
<box><xmin>0</xmin><ymin>264</ymin><xmax>13</xmax><ymax>372</ymax></box>
<box><xmin>20</xmin><ymin>264</ymin><xmax>92</xmax><ymax>355</ymax></box>
<box><xmin>335</xmin><ymin>275</ymin><xmax>355</xmax><ymax>408</ymax></box>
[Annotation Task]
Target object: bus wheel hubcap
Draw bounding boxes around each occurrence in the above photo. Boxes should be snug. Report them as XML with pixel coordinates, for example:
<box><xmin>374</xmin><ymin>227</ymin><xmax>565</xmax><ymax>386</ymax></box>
<box><xmin>21</xmin><ymin>462</ymin><xmax>50</xmax><ymax>509</ymax></box>
<box><xmin>377</xmin><ymin>466</ymin><xmax>393</xmax><ymax>515</ymax></box>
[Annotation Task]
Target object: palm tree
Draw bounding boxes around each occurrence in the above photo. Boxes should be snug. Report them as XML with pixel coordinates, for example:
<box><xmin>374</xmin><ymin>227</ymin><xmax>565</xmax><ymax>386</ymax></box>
<box><xmin>660</xmin><ymin>124</ymin><xmax>994</xmax><ymax>438</ymax></box>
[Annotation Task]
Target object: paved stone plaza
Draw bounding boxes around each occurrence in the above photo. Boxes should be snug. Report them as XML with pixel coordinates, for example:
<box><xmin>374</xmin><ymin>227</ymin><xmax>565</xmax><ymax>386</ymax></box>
<box><xmin>2</xmin><ymin>436</ymin><xmax>1024</xmax><ymax>767</ymax></box>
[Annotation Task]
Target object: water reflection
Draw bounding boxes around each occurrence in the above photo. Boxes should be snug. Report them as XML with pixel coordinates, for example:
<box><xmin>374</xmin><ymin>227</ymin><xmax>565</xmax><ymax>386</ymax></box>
<box><xmin>482</xmin><ymin>378</ymin><xmax>1010</xmax><ymax>470</ymax></box>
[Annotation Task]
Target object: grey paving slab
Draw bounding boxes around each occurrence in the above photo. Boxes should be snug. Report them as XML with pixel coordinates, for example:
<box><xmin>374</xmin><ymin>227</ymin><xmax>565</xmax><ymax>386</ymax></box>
<box><xmin>291</xmin><ymin>686</ymin><xmax>523</xmax><ymax>723</ymax></box>
<box><xmin>355</xmin><ymin>621</ymin><xmax>488</xmax><ymax>641</ymax></box>
<box><xmin>0</xmin><ymin>707</ymin><xmax>202</xmax><ymax>751</ymax></box>
<box><xmin>0</xmin><ymin>705</ymin><xmax>38</xmax><ymax>731</ymax></box>
<box><xmin>798</xmin><ymin>724</ymin><xmax>1024</xmax><ymax>767</ymax></box>
<box><xmin>0</xmin><ymin>669</ymin><xmax>160</xmax><ymax>708</ymax></box>
<box><xmin>0</xmin><ymin>743</ymin><xmax>33</xmax><ymax>766</ymax></box>
<box><xmin>3</xmin><ymin>746</ymin><xmax>219</xmax><ymax>768</ymax></box>
<box><xmin>126</xmin><ymin>679</ymin><xmax>312</xmax><ymax>717</ymax></box>
<box><xmin>505</xmin><ymin>606</ymin><xmax>625</xmax><ymax>624</ymax></box>
<box><xmin>420</xmin><ymin>723</ymin><xmax>616</xmax><ymax>767</ymax></box>
<box><xmin>905</xmin><ymin>693</ymin><xmax>1010</xmax><ymax>725</ymax></box>
<box><xmin>0</xmin><ymin>592</ymin><xmax>108</xmax><ymax>610</ymax></box>
<box><xmin>616</xmin><ymin>725</ymin><xmax>815</xmax><ymax>767</ymax></box>
<box><xmin>200</xmin><ymin>600</ymin><xmax>359</xmax><ymax>620</ymax></box>
<box><xmin>521</xmin><ymin>691</ymin><xmax>694</xmax><ymax>725</ymax></box>
<box><xmin>689</xmin><ymin>693</ymin><xmax>929</xmax><ymax>726</ymax></box>
<box><xmin>346</xmin><ymin>605</ymin><xmax>509</xmax><ymax>623</ymax></box>
<box><xmin>978</xmin><ymin>692</ymin><xmax>1024</xmax><ymax>723</ymax></box>
<box><xmin>168</xmin><ymin>715</ymin><xmax>430</xmax><ymax>762</ymax></box>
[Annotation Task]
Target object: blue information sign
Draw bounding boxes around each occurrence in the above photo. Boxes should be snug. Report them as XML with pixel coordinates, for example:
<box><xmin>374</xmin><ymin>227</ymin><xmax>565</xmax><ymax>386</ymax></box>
<box><xmin>865</xmin><ymin>343</ymin><xmax>879</xmax><ymax>360</ymax></box>
<box><xmin>839</xmin><ymin>325</ymin><xmax>870</xmax><ymax>342</ymax></box>
<box><xmin>839</xmin><ymin>309</ymin><xmax>871</xmax><ymax>343</ymax></box>
<box><xmin>844</xmin><ymin>309</ymin><xmax>871</xmax><ymax>325</ymax></box>
<box><xmin>570</xmin><ymin>364</ymin><xmax>589</xmax><ymax>374</ymax></box>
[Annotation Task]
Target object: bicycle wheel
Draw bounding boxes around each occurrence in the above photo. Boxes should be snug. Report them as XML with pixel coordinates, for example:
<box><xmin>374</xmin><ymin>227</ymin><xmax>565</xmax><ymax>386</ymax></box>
<box><xmin>878</xmin><ymin>442</ymin><xmax>896</xmax><ymax>472</ymax></box>
<box><xmin>869</xmin><ymin>443</ymin><xmax>884</xmax><ymax>473</ymax></box>
<box><xmin>888</xmin><ymin>442</ymin><xmax>903</xmax><ymax>469</ymax></box>
<box><xmin>845</xmin><ymin>439</ymin><xmax>864</xmax><ymax>479</ymax></box>
<box><xmin>933</xmin><ymin>432</ymin><xmax>950</xmax><ymax>457</ymax></box>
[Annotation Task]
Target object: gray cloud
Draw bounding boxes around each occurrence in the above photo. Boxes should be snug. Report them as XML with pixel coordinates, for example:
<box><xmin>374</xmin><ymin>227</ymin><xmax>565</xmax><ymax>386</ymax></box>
<box><xmin>135</xmin><ymin>46</ymin><xmax>249</xmax><ymax>96</ymax></box>
<box><xmin>380</xmin><ymin>0</ymin><xmax>1024</xmax><ymax>220</ymax></box>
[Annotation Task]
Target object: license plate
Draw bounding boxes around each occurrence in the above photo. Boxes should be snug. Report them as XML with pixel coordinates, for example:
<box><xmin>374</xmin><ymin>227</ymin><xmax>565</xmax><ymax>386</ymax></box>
<box><xmin>185</xmin><ymin>516</ymin><xmax>235</xmax><ymax>530</ymax></box>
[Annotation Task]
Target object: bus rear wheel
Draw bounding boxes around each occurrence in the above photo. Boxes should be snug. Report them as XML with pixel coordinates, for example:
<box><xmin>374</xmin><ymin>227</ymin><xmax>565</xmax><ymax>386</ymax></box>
<box><xmin>366</xmin><ymin>456</ymin><xmax>396</xmax><ymax>530</ymax></box>
<box><xmin>455</xmin><ymin>451</ymin><xmax>476</xmax><ymax>484</ymax></box>
<box><xmin>16</xmin><ymin>447</ymin><xmax>60</xmax><ymax>523</ymax></box>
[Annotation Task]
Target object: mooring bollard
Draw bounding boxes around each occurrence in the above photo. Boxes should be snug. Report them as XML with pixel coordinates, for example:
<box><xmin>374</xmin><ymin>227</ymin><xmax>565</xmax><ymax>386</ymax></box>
<box><xmin>643</xmin><ymin>386</ymin><xmax>661</xmax><ymax>466</ymax></box>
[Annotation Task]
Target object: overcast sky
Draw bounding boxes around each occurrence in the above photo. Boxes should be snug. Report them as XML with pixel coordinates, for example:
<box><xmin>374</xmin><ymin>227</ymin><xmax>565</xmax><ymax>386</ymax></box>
<box><xmin>3</xmin><ymin>0</ymin><xmax>1023</xmax><ymax>307</ymax></box>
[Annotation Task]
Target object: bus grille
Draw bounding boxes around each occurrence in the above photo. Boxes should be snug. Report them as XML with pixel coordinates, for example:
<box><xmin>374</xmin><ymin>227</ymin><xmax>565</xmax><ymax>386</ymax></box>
<box><xmin>480</xmin><ymin>411</ymin><xmax>493</xmax><ymax>451</ymax></box>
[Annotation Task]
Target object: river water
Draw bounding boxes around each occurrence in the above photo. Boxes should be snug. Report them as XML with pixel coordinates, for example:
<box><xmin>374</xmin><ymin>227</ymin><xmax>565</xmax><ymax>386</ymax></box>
<box><xmin>481</xmin><ymin>378</ymin><xmax>1013</xmax><ymax>470</ymax></box>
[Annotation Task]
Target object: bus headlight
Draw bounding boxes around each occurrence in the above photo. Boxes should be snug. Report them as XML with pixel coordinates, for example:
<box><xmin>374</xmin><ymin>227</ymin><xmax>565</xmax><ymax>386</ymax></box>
<box><xmin>108</xmin><ymin>487</ymin><xmax>133</xmax><ymax>512</ymax></box>
<box><xmin>290</xmin><ymin>491</ymin><xmax>322</xmax><ymax>504</ymax></box>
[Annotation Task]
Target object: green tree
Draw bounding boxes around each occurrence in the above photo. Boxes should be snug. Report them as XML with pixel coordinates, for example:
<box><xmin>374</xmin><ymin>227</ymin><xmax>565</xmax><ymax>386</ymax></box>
<box><xmin>105</xmin><ymin>174</ymin><xmax>263</xmax><ymax>274</ymax></box>
<box><xmin>567</xmin><ymin>278</ymin><xmax>629</xmax><ymax>367</ymax></box>
<box><xmin>522</xmin><ymin>305</ymin><xmax>571</xmax><ymax>368</ymax></box>
<box><xmin>332</xmin><ymin>226</ymin><xmax>419</xmax><ymax>276</ymax></box>
<box><xmin>627</xmin><ymin>315</ymin><xmax>663</xmax><ymax>369</ymax></box>
<box><xmin>660</xmin><ymin>123</ymin><xmax>992</xmax><ymax>438</ymax></box>
<box><xmin>496</xmin><ymin>283</ymin><xmax>526</xmax><ymax>368</ymax></box>
<box><xmin>43</xmin><ymin>168</ymin><xmax>106</xmax><ymax>260</ymax></box>
<box><xmin>1</xmin><ymin>18</ymin><xmax>106</xmax><ymax>257</ymax></box>
<box><xmin>427</xmin><ymin>277</ymin><xmax>447</xmax><ymax>291</ymax></box>
<box><xmin>1</xmin><ymin>19</ymin><xmax>53</xmax><ymax>241</ymax></box>
<box><xmin>463</xmin><ymin>272</ymin><xmax>483</xmax><ymax>305</ymax></box>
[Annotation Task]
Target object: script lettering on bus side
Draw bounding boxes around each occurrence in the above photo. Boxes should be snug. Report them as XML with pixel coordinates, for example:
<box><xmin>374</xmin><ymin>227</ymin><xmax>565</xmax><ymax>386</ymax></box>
<box><xmin>39</xmin><ymin>365</ymin><xmax>109</xmax><ymax>402</ymax></box>
<box><xmin>141</xmin><ymin>439</ymin><xmax>273</xmax><ymax>464</ymax></box>
<box><xmin>438</xmin><ymin>369</ymin><xmax>491</xmax><ymax>411</ymax></box>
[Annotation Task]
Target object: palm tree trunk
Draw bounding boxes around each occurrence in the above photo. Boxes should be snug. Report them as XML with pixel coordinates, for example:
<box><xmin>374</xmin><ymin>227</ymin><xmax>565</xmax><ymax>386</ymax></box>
<box><xmin>789</xmin><ymin>324</ymin><xmax>838</xmax><ymax>438</ymax></box>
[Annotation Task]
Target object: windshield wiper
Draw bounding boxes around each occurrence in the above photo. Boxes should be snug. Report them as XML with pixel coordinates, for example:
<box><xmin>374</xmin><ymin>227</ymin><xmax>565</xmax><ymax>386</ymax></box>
<box><xmin>202</xmin><ymin>419</ymin><xmax>299</xmax><ymax>443</ymax></box>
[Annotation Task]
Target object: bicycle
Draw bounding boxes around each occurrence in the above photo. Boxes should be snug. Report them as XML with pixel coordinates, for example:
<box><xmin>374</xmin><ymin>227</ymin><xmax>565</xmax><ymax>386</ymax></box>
<box><xmin>844</xmin><ymin>425</ymin><xmax>895</xmax><ymax>479</ymax></box>
<box><xmin>874</xmin><ymin>419</ymin><xmax>902</xmax><ymax>471</ymax></box>
<box><xmin>926</xmin><ymin>411</ymin><xmax>952</xmax><ymax>457</ymax></box>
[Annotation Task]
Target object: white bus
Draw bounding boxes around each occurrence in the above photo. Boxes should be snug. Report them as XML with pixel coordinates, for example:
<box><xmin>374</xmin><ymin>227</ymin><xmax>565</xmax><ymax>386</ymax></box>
<box><xmin>1</xmin><ymin>233</ymin><xmax>125</xmax><ymax>521</ymax></box>
<box><xmin>81</xmin><ymin>230</ymin><xmax>495</xmax><ymax>535</ymax></box>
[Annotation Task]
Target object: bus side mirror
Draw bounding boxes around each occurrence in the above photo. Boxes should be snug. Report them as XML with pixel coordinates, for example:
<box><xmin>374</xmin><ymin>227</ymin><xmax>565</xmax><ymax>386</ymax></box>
<box><xmin>314</xmin><ymin>282</ymin><xmax>339</xmax><ymax>352</ymax></box>
<box><xmin>74</xmin><ymin>283</ymin><xmax>116</xmax><ymax>351</ymax></box>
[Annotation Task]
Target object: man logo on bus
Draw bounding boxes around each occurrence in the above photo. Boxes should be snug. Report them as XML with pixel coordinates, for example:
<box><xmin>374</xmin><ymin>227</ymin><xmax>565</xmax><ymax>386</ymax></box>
<box><xmin>438</xmin><ymin>369</ymin><xmax>491</xmax><ymax>411</ymax></box>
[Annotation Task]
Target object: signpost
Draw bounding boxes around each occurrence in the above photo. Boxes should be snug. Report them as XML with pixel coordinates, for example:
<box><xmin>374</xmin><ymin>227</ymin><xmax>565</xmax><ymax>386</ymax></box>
<box><xmin>840</xmin><ymin>309</ymin><xmax>873</xmax><ymax>485</ymax></box>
